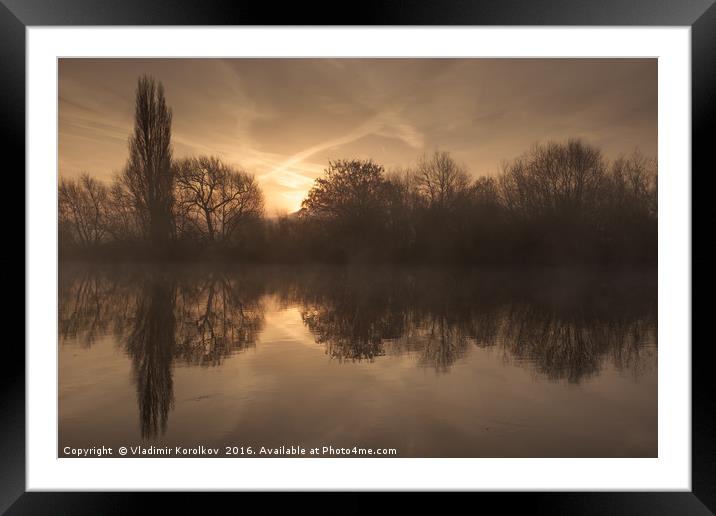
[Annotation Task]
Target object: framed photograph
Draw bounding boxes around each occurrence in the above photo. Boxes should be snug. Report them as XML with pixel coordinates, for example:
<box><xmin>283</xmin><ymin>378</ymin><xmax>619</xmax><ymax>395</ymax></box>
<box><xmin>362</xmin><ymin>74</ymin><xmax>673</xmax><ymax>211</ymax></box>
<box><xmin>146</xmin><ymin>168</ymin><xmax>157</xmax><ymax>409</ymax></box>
<box><xmin>7</xmin><ymin>0</ymin><xmax>706</xmax><ymax>512</ymax></box>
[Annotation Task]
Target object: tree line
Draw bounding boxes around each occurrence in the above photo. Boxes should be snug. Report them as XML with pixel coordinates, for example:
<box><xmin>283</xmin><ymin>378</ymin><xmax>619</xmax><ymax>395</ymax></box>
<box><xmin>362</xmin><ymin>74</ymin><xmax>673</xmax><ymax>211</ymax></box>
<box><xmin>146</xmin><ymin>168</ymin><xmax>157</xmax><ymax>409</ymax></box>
<box><xmin>59</xmin><ymin>75</ymin><xmax>657</xmax><ymax>265</ymax></box>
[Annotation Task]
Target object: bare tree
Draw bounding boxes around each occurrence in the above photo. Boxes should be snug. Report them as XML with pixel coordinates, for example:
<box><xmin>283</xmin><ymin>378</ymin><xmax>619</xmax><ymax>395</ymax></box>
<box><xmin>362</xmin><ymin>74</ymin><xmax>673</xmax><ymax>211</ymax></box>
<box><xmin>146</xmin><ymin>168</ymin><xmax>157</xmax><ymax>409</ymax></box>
<box><xmin>471</xmin><ymin>176</ymin><xmax>499</xmax><ymax>206</ymax></box>
<box><xmin>58</xmin><ymin>173</ymin><xmax>109</xmax><ymax>247</ymax></box>
<box><xmin>174</xmin><ymin>156</ymin><xmax>264</xmax><ymax>244</ymax></box>
<box><xmin>605</xmin><ymin>150</ymin><xmax>658</xmax><ymax>218</ymax></box>
<box><xmin>415</xmin><ymin>151</ymin><xmax>470</xmax><ymax>210</ymax></box>
<box><xmin>104</xmin><ymin>176</ymin><xmax>144</xmax><ymax>243</ymax></box>
<box><xmin>120</xmin><ymin>75</ymin><xmax>174</xmax><ymax>248</ymax></box>
<box><xmin>499</xmin><ymin>139</ymin><xmax>606</xmax><ymax>221</ymax></box>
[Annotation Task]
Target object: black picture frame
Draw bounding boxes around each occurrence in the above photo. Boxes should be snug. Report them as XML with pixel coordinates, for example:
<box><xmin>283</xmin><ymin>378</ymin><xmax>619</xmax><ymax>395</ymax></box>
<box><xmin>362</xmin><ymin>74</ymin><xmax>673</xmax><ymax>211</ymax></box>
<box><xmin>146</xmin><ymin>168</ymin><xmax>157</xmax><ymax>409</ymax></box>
<box><xmin>3</xmin><ymin>0</ymin><xmax>706</xmax><ymax>513</ymax></box>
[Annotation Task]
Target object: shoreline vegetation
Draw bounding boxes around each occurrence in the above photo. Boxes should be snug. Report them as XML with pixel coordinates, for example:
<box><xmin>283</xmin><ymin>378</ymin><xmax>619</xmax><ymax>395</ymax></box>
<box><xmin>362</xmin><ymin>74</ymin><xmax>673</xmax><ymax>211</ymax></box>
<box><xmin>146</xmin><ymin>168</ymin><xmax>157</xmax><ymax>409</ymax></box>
<box><xmin>59</xmin><ymin>75</ymin><xmax>657</xmax><ymax>266</ymax></box>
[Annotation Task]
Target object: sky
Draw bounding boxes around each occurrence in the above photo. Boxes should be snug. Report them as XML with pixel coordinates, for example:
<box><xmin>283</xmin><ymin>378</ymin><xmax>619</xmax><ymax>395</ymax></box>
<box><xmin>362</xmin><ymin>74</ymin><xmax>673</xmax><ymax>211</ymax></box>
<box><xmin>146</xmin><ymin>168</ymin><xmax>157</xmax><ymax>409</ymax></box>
<box><xmin>59</xmin><ymin>58</ymin><xmax>657</xmax><ymax>214</ymax></box>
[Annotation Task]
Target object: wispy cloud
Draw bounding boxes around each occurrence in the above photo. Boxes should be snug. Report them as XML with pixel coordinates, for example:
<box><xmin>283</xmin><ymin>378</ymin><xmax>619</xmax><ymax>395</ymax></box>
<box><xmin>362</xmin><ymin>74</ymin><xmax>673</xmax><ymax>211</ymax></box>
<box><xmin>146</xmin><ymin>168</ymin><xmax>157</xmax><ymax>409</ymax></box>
<box><xmin>58</xmin><ymin>58</ymin><xmax>657</xmax><ymax>213</ymax></box>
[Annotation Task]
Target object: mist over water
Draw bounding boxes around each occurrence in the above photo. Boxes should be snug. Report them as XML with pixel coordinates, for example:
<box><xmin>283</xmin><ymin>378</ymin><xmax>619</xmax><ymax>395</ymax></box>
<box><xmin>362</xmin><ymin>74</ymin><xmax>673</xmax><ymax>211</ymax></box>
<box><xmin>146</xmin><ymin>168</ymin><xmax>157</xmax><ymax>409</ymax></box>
<box><xmin>59</xmin><ymin>264</ymin><xmax>657</xmax><ymax>457</ymax></box>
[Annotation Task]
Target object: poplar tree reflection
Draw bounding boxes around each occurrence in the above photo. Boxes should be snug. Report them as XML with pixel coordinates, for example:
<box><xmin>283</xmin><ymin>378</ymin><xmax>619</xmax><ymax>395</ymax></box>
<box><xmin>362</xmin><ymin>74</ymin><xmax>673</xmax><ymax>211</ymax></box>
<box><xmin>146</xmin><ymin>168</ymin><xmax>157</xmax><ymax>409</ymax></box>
<box><xmin>59</xmin><ymin>266</ymin><xmax>656</xmax><ymax>441</ymax></box>
<box><xmin>59</xmin><ymin>267</ymin><xmax>266</xmax><ymax>439</ymax></box>
<box><xmin>125</xmin><ymin>275</ymin><xmax>176</xmax><ymax>439</ymax></box>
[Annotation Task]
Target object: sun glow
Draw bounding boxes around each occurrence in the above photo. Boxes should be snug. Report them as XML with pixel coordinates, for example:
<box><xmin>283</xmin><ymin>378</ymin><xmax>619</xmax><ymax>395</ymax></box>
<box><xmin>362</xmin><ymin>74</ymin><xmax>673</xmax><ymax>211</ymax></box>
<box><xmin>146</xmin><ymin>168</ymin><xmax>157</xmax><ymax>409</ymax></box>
<box><xmin>280</xmin><ymin>189</ymin><xmax>308</xmax><ymax>215</ymax></box>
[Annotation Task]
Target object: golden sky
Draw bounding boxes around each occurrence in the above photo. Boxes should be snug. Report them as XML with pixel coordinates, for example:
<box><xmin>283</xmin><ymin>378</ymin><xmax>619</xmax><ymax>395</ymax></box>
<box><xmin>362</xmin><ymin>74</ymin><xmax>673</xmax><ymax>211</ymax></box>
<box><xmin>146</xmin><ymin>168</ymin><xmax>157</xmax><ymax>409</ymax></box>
<box><xmin>59</xmin><ymin>58</ymin><xmax>657</xmax><ymax>214</ymax></box>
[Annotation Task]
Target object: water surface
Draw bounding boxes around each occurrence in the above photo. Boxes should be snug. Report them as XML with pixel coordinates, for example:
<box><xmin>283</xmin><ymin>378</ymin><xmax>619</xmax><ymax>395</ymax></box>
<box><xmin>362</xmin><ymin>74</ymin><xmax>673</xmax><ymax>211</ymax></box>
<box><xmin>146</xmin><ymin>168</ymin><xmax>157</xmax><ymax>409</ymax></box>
<box><xmin>59</xmin><ymin>264</ymin><xmax>657</xmax><ymax>457</ymax></box>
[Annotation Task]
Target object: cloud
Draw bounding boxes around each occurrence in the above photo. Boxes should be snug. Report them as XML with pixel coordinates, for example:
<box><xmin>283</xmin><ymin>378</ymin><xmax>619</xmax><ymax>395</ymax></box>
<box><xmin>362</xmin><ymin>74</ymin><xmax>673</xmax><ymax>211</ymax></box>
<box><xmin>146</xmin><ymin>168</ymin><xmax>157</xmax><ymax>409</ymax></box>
<box><xmin>58</xmin><ymin>58</ymin><xmax>657</xmax><ymax>213</ymax></box>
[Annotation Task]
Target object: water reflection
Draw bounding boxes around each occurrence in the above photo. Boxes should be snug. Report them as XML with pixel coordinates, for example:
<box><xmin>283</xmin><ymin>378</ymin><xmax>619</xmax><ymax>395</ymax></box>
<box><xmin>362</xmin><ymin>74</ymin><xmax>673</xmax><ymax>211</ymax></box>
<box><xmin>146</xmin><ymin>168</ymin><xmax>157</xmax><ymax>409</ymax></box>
<box><xmin>281</xmin><ymin>267</ymin><xmax>656</xmax><ymax>378</ymax></box>
<box><xmin>126</xmin><ymin>276</ymin><xmax>175</xmax><ymax>438</ymax></box>
<box><xmin>60</xmin><ymin>266</ymin><xmax>266</xmax><ymax>439</ymax></box>
<box><xmin>174</xmin><ymin>273</ymin><xmax>264</xmax><ymax>367</ymax></box>
<box><xmin>59</xmin><ymin>265</ymin><xmax>656</xmax><ymax>440</ymax></box>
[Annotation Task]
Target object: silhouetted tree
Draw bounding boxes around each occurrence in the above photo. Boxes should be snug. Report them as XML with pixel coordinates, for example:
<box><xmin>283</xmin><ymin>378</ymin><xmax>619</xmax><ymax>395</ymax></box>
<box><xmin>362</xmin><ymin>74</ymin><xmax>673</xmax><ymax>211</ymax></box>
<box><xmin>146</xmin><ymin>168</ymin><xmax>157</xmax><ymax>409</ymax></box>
<box><xmin>415</xmin><ymin>151</ymin><xmax>471</xmax><ymax>210</ymax></box>
<box><xmin>120</xmin><ymin>75</ymin><xmax>174</xmax><ymax>250</ymax></box>
<box><xmin>174</xmin><ymin>156</ymin><xmax>264</xmax><ymax>245</ymax></box>
<box><xmin>402</xmin><ymin>151</ymin><xmax>475</xmax><ymax>262</ymax></box>
<box><xmin>300</xmin><ymin>159</ymin><xmax>390</xmax><ymax>221</ymax></box>
<box><xmin>596</xmin><ymin>150</ymin><xmax>658</xmax><ymax>263</ymax></box>
<box><xmin>382</xmin><ymin>169</ymin><xmax>420</xmax><ymax>259</ymax></box>
<box><xmin>105</xmin><ymin>178</ymin><xmax>144</xmax><ymax>243</ymax></box>
<box><xmin>300</xmin><ymin>159</ymin><xmax>394</xmax><ymax>260</ymax></box>
<box><xmin>499</xmin><ymin>139</ymin><xmax>606</xmax><ymax>221</ymax></box>
<box><xmin>58</xmin><ymin>117</ymin><xmax>657</xmax><ymax>265</ymax></box>
<box><xmin>497</xmin><ymin>139</ymin><xmax>621</xmax><ymax>263</ymax></box>
<box><xmin>603</xmin><ymin>150</ymin><xmax>657</xmax><ymax>219</ymax></box>
<box><xmin>470</xmin><ymin>176</ymin><xmax>500</xmax><ymax>207</ymax></box>
<box><xmin>58</xmin><ymin>173</ymin><xmax>109</xmax><ymax>247</ymax></box>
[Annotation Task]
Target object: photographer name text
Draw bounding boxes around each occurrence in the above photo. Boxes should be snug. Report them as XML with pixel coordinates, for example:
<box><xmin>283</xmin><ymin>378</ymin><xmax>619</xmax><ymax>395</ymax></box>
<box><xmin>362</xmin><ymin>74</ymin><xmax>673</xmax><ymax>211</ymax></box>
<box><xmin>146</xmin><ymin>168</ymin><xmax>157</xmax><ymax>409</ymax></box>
<box><xmin>62</xmin><ymin>445</ymin><xmax>398</xmax><ymax>457</ymax></box>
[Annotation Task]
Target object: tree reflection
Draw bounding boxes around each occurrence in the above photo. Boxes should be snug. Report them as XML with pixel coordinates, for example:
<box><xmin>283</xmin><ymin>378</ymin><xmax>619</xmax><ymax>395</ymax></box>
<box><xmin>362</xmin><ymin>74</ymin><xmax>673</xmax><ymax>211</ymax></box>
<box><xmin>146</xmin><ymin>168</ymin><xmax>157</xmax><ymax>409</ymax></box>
<box><xmin>59</xmin><ymin>265</ymin><xmax>657</xmax><ymax>440</ymax></box>
<box><xmin>59</xmin><ymin>266</ymin><xmax>137</xmax><ymax>346</ymax></box>
<box><xmin>415</xmin><ymin>317</ymin><xmax>471</xmax><ymax>372</ymax></box>
<box><xmin>498</xmin><ymin>304</ymin><xmax>656</xmax><ymax>383</ymax></box>
<box><xmin>125</xmin><ymin>276</ymin><xmax>176</xmax><ymax>438</ymax></box>
<box><xmin>285</xmin><ymin>267</ymin><xmax>656</xmax><ymax>381</ymax></box>
<box><xmin>175</xmin><ymin>272</ymin><xmax>264</xmax><ymax>367</ymax></box>
<box><xmin>295</xmin><ymin>268</ymin><xmax>408</xmax><ymax>362</ymax></box>
<box><xmin>59</xmin><ymin>266</ymin><xmax>266</xmax><ymax>439</ymax></box>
